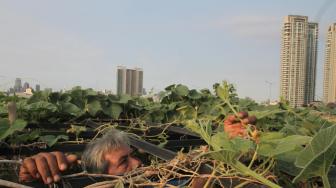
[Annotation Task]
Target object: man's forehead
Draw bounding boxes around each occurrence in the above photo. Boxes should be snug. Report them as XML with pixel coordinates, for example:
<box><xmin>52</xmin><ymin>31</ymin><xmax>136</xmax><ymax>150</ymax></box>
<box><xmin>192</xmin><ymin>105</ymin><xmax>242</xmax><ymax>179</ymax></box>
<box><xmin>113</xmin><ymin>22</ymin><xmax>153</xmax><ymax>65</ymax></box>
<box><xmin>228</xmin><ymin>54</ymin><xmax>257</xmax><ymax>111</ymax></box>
<box><xmin>104</xmin><ymin>145</ymin><xmax>131</xmax><ymax>160</ymax></box>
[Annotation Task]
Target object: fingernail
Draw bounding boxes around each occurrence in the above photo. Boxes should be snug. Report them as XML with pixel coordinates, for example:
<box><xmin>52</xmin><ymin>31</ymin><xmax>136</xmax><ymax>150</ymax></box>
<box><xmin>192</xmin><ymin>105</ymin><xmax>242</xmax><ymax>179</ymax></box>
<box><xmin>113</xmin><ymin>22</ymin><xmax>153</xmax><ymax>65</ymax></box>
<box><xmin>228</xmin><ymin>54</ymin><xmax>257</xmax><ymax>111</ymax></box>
<box><xmin>36</xmin><ymin>173</ymin><xmax>40</xmax><ymax>178</ymax></box>
<box><xmin>54</xmin><ymin>175</ymin><xmax>61</xmax><ymax>182</ymax></box>
<box><xmin>60</xmin><ymin>164</ymin><xmax>67</xmax><ymax>170</ymax></box>
<box><xmin>47</xmin><ymin>177</ymin><xmax>53</xmax><ymax>184</ymax></box>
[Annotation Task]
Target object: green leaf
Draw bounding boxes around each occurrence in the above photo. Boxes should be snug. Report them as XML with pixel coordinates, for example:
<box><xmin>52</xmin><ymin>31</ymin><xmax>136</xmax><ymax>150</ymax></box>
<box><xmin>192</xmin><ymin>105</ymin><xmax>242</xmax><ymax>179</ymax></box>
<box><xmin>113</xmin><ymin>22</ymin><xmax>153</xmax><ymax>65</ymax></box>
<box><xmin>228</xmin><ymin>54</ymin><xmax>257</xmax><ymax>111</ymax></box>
<box><xmin>118</xmin><ymin>94</ymin><xmax>132</xmax><ymax>104</ymax></box>
<box><xmin>216</xmin><ymin>82</ymin><xmax>230</xmax><ymax>101</ymax></box>
<box><xmin>85</xmin><ymin>89</ymin><xmax>98</xmax><ymax>96</ymax></box>
<box><xmin>60</xmin><ymin>102</ymin><xmax>83</xmax><ymax>116</ymax></box>
<box><xmin>165</xmin><ymin>84</ymin><xmax>176</xmax><ymax>91</ymax></box>
<box><xmin>175</xmin><ymin>84</ymin><xmax>189</xmax><ymax>96</ymax></box>
<box><xmin>188</xmin><ymin>89</ymin><xmax>202</xmax><ymax>100</ymax></box>
<box><xmin>258</xmin><ymin>135</ymin><xmax>311</xmax><ymax>157</ymax></box>
<box><xmin>27</xmin><ymin>101</ymin><xmax>57</xmax><ymax>112</ymax></box>
<box><xmin>293</xmin><ymin>125</ymin><xmax>336</xmax><ymax>186</ymax></box>
<box><xmin>87</xmin><ymin>100</ymin><xmax>102</xmax><ymax>116</ymax></box>
<box><xmin>211</xmin><ymin>132</ymin><xmax>254</xmax><ymax>153</ymax></box>
<box><xmin>0</xmin><ymin>105</ymin><xmax>8</xmax><ymax>116</ymax></box>
<box><xmin>10</xmin><ymin>130</ymin><xmax>40</xmax><ymax>144</ymax></box>
<box><xmin>0</xmin><ymin>119</ymin><xmax>27</xmax><ymax>140</ymax></box>
<box><xmin>0</xmin><ymin>119</ymin><xmax>10</xmax><ymax>137</ymax></box>
<box><xmin>39</xmin><ymin>135</ymin><xmax>69</xmax><ymax>147</ymax></box>
<box><xmin>103</xmin><ymin>103</ymin><xmax>123</xmax><ymax>119</ymax></box>
<box><xmin>60</xmin><ymin>93</ymin><xmax>72</xmax><ymax>102</ymax></box>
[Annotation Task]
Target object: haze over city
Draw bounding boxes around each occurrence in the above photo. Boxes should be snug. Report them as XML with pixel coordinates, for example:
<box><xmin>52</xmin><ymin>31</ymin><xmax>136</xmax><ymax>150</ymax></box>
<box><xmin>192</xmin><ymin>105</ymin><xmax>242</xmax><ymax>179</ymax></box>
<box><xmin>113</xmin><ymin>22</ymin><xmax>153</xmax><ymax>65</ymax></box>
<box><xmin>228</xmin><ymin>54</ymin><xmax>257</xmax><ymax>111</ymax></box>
<box><xmin>1</xmin><ymin>0</ymin><xmax>336</xmax><ymax>102</ymax></box>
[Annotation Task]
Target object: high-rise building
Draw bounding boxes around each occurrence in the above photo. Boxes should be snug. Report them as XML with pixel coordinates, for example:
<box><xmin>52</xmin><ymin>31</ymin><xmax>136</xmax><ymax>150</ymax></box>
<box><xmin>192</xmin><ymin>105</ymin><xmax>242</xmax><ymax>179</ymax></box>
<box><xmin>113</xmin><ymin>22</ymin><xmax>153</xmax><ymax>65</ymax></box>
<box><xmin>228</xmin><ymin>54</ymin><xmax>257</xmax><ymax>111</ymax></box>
<box><xmin>323</xmin><ymin>23</ymin><xmax>336</xmax><ymax>103</ymax></box>
<box><xmin>280</xmin><ymin>15</ymin><xmax>318</xmax><ymax>107</ymax></box>
<box><xmin>23</xmin><ymin>82</ymin><xmax>30</xmax><ymax>91</ymax></box>
<box><xmin>305</xmin><ymin>22</ymin><xmax>318</xmax><ymax>104</ymax></box>
<box><xmin>117</xmin><ymin>66</ymin><xmax>143</xmax><ymax>96</ymax></box>
<box><xmin>14</xmin><ymin>78</ymin><xmax>22</xmax><ymax>92</ymax></box>
<box><xmin>35</xmin><ymin>84</ymin><xmax>41</xmax><ymax>92</ymax></box>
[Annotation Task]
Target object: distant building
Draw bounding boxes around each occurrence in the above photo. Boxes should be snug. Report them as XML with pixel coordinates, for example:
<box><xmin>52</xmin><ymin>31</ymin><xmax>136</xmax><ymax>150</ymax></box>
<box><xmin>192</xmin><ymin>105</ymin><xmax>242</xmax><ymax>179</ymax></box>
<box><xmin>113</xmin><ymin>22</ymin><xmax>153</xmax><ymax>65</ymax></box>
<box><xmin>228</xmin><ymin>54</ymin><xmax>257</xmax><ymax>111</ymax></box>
<box><xmin>35</xmin><ymin>84</ymin><xmax>41</xmax><ymax>92</ymax></box>
<box><xmin>14</xmin><ymin>78</ymin><xmax>22</xmax><ymax>92</ymax></box>
<box><xmin>323</xmin><ymin>23</ymin><xmax>336</xmax><ymax>103</ymax></box>
<box><xmin>44</xmin><ymin>88</ymin><xmax>53</xmax><ymax>93</ymax></box>
<box><xmin>23</xmin><ymin>82</ymin><xmax>30</xmax><ymax>91</ymax></box>
<box><xmin>280</xmin><ymin>15</ymin><xmax>318</xmax><ymax>107</ymax></box>
<box><xmin>8</xmin><ymin>88</ymin><xmax>14</xmax><ymax>93</ymax></box>
<box><xmin>12</xmin><ymin>88</ymin><xmax>34</xmax><ymax>98</ymax></box>
<box><xmin>117</xmin><ymin>66</ymin><xmax>143</xmax><ymax>96</ymax></box>
<box><xmin>24</xmin><ymin>88</ymin><xmax>33</xmax><ymax>95</ymax></box>
<box><xmin>100</xmin><ymin>89</ymin><xmax>113</xmax><ymax>95</ymax></box>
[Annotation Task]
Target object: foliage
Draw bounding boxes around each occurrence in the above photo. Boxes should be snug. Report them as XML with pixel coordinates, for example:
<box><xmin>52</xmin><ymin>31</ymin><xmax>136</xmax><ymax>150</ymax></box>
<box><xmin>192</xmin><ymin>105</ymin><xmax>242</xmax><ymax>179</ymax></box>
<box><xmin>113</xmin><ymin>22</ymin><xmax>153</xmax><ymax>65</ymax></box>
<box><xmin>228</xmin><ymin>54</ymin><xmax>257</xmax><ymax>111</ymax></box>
<box><xmin>1</xmin><ymin>82</ymin><xmax>336</xmax><ymax>187</ymax></box>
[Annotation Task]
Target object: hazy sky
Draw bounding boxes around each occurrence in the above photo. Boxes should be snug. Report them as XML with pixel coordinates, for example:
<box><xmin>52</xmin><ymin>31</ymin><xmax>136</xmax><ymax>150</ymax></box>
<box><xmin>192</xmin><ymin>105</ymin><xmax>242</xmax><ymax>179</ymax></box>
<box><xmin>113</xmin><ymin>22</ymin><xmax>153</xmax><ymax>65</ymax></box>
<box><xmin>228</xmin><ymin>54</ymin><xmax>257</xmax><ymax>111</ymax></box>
<box><xmin>1</xmin><ymin>0</ymin><xmax>336</xmax><ymax>101</ymax></box>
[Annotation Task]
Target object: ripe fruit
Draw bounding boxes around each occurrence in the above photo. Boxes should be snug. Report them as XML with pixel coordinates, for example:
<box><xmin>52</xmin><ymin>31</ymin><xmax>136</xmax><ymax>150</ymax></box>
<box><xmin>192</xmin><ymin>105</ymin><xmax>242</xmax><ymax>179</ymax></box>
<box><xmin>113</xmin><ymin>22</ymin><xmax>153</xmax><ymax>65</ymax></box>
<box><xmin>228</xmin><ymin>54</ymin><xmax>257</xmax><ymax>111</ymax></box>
<box><xmin>237</xmin><ymin>111</ymin><xmax>248</xmax><ymax>119</ymax></box>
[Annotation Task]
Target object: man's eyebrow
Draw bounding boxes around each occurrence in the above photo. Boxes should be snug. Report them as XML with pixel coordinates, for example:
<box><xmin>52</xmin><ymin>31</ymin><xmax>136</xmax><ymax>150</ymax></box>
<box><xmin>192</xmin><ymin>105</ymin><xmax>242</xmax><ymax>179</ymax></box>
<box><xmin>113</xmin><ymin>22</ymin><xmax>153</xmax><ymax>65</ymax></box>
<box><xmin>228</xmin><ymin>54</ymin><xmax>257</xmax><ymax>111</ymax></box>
<box><xmin>117</xmin><ymin>154</ymin><xmax>129</xmax><ymax>166</ymax></box>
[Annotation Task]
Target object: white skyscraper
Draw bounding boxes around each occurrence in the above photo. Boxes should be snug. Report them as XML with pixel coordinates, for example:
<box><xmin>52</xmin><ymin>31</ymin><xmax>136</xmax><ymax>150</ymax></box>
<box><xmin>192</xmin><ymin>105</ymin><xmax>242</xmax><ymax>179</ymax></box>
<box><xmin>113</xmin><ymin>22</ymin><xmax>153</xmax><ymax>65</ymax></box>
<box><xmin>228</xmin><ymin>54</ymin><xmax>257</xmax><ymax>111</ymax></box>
<box><xmin>280</xmin><ymin>15</ymin><xmax>318</xmax><ymax>107</ymax></box>
<box><xmin>323</xmin><ymin>23</ymin><xmax>336</xmax><ymax>103</ymax></box>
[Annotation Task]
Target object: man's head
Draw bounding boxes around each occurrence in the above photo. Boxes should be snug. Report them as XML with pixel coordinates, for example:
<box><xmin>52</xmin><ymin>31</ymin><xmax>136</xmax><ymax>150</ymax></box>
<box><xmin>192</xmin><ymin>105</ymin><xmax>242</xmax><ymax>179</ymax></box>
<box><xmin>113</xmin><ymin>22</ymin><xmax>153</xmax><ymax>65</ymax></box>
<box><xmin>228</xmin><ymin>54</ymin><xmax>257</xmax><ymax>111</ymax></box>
<box><xmin>82</xmin><ymin>129</ymin><xmax>141</xmax><ymax>175</ymax></box>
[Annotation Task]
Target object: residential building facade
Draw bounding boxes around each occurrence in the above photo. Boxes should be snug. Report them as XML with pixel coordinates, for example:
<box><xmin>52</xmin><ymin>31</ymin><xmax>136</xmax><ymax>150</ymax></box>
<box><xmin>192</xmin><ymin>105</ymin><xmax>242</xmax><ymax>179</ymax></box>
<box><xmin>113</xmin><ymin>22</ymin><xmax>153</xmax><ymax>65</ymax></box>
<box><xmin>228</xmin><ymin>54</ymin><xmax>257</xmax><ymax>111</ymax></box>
<box><xmin>117</xmin><ymin>66</ymin><xmax>143</xmax><ymax>96</ymax></box>
<box><xmin>280</xmin><ymin>15</ymin><xmax>318</xmax><ymax>107</ymax></box>
<box><xmin>323</xmin><ymin>23</ymin><xmax>336</xmax><ymax>103</ymax></box>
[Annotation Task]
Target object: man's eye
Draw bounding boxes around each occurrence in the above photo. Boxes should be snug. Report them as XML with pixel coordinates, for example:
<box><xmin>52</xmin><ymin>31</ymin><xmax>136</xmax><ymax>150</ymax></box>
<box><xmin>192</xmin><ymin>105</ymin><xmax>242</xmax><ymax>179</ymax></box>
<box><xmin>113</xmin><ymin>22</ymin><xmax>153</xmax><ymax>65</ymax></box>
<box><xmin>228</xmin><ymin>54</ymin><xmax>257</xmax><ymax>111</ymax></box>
<box><xmin>121</xmin><ymin>158</ymin><xmax>128</xmax><ymax>165</ymax></box>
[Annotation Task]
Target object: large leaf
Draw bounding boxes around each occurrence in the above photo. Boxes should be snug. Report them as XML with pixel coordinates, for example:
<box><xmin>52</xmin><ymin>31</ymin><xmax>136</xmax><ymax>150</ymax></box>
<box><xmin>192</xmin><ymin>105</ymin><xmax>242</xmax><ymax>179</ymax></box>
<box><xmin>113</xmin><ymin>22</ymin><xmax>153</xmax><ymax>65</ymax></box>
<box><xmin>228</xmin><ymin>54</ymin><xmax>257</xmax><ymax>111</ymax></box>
<box><xmin>188</xmin><ymin>89</ymin><xmax>202</xmax><ymax>100</ymax></box>
<box><xmin>0</xmin><ymin>119</ymin><xmax>27</xmax><ymax>140</ymax></box>
<box><xmin>10</xmin><ymin>130</ymin><xmax>40</xmax><ymax>144</ymax></box>
<box><xmin>293</xmin><ymin>125</ymin><xmax>336</xmax><ymax>186</ymax></box>
<box><xmin>216</xmin><ymin>82</ymin><xmax>230</xmax><ymax>101</ymax></box>
<box><xmin>39</xmin><ymin>135</ymin><xmax>69</xmax><ymax>147</ymax></box>
<box><xmin>26</xmin><ymin>101</ymin><xmax>57</xmax><ymax>112</ymax></box>
<box><xmin>258</xmin><ymin>134</ymin><xmax>311</xmax><ymax>157</ymax></box>
<box><xmin>118</xmin><ymin>94</ymin><xmax>132</xmax><ymax>104</ymax></box>
<box><xmin>60</xmin><ymin>102</ymin><xmax>83</xmax><ymax>116</ymax></box>
<box><xmin>86</xmin><ymin>100</ymin><xmax>102</xmax><ymax>116</ymax></box>
<box><xmin>175</xmin><ymin>84</ymin><xmax>189</xmax><ymax>96</ymax></box>
<box><xmin>85</xmin><ymin>89</ymin><xmax>98</xmax><ymax>96</ymax></box>
<box><xmin>103</xmin><ymin>103</ymin><xmax>123</xmax><ymax>119</ymax></box>
<box><xmin>211</xmin><ymin>132</ymin><xmax>254</xmax><ymax>153</ymax></box>
<box><xmin>0</xmin><ymin>105</ymin><xmax>8</xmax><ymax>116</ymax></box>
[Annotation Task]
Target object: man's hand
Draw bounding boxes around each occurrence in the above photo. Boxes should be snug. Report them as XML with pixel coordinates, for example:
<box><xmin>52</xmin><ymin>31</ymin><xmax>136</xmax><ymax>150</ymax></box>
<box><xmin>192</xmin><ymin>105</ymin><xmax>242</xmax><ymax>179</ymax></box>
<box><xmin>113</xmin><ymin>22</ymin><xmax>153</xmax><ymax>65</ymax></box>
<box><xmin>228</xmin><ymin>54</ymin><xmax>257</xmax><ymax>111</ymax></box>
<box><xmin>19</xmin><ymin>151</ymin><xmax>78</xmax><ymax>184</ymax></box>
<box><xmin>224</xmin><ymin>112</ymin><xmax>257</xmax><ymax>138</ymax></box>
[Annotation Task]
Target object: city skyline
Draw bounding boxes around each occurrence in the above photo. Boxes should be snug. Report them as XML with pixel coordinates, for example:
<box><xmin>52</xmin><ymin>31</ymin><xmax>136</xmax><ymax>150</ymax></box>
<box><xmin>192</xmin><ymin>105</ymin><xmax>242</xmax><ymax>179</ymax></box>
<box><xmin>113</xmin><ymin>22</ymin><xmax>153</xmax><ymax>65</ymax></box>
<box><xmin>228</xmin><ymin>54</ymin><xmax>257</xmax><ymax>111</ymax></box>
<box><xmin>1</xmin><ymin>1</ymin><xmax>336</xmax><ymax>102</ymax></box>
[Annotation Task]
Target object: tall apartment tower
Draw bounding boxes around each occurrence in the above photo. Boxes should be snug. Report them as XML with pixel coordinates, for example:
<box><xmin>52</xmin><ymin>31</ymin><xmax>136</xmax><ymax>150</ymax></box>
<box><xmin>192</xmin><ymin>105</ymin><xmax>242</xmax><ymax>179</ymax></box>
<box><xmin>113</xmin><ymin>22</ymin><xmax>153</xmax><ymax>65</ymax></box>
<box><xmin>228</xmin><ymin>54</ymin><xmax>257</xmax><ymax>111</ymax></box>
<box><xmin>117</xmin><ymin>66</ymin><xmax>143</xmax><ymax>96</ymax></box>
<box><xmin>323</xmin><ymin>23</ymin><xmax>336</xmax><ymax>103</ymax></box>
<box><xmin>280</xmin><ymin>15</ymin><xmax>318</xmax><ymax>107</ymax></box>
<box><xmin>14</xmin><ymin>78</ymin><xmax>22</xmax><ymax>92</ymax></box>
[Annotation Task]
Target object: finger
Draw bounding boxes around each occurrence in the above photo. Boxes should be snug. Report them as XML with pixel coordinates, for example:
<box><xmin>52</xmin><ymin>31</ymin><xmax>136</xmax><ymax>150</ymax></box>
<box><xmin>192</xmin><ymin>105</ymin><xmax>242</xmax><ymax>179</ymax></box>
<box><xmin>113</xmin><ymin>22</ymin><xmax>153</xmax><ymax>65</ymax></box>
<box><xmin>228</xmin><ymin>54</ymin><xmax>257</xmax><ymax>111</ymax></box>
<box><xmin>40</xmin><ymin>153</ymin><xmax>61</xmax><ymax>182</ymax></box>
<box><xmin>19</xmin><ymin>165</ymin><xmax>33</xmax><ymax>182</ymax></box>
<box><xmin>34</xmin><ymin>155</ymin><xmax>53</xmax><ymax>184</ymax></box>
<box><xmin>22</xmin><ymin>158</ymin><xmax>39</xmax><ymax>179</ymax></box>
<box><xmin>237</xmin><ymin>112</ymin><xmax>248</xmax><ymax>119</ymax></box>
<box><xmin>51</xmin><ymin>151</ymin><xmax>68</xmax><ymax>171</ymax></box>
<box><xmin>66</xmin><ymin>154</ymin><xmax>78</xmax><ymax>164</ymax></box>
<box><xmin>19</xmin><ymin>173</ymin><xmax>34</xmax><ymax>182</ymax></box>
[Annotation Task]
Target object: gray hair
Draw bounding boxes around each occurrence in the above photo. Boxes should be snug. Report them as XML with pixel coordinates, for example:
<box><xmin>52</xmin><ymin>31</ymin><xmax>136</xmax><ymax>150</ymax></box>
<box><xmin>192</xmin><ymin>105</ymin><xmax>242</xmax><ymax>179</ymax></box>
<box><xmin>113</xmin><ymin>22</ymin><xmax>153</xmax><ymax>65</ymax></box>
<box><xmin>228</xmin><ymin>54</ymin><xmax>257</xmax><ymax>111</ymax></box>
<box><xmin>82</xmin><ymin>129</ymin><xmax>130</xmax><ymax>173</ymax></box>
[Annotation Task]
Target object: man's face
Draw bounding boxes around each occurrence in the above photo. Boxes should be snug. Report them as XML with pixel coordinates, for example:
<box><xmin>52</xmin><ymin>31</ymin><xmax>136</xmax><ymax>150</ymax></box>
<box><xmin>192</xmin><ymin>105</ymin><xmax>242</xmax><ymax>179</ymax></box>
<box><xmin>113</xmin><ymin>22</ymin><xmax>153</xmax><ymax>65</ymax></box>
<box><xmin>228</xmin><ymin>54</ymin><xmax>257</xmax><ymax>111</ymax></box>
<box><xmin>104</xmin><ymin>145</ymin><xmax>142</xmax><ymax>175</ymax></box>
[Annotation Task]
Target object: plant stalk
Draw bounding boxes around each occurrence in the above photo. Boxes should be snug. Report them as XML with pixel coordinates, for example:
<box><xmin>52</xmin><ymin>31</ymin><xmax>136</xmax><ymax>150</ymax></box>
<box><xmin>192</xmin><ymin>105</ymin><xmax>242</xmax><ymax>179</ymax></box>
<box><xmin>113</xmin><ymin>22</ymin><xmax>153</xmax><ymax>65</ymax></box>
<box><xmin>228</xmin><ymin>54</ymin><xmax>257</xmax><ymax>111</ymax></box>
<box><xmin>322</xmin><ymin>175</ymin><xmax>330</xmax><ymax>188</ymax></box>
<box><xmin>234</xmin><ymin>161</ymin><xmax>281</xmax><ymax>188</ymax></box>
